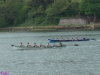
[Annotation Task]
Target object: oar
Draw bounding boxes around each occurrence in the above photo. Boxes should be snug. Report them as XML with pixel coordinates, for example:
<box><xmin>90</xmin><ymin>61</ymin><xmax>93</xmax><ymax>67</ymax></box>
<box><xmin>74</xmin><ymin>44</ymin><xmax>79</xmax><ymax>46</ymax></box>
<box><xmin>11</xmin><ymin>45</ymin><xmax>14</xmax><ymax>46</ymax></box>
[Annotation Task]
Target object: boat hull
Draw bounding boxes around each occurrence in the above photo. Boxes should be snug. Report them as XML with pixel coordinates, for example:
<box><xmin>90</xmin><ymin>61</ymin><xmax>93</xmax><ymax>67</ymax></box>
<box><xmin>13</xmin><ymin>45</ymin><xmax>66</xmax><ymax>50</ymax></box>
<box><xmin>48</xmin><ymin>39</ymin><xmax>92</xmax><ymax>43</ymax></box>
<box><xmin>13</xmin><ymin>46</ymin><xmax>41</xmax><ymax>50</ymax></box>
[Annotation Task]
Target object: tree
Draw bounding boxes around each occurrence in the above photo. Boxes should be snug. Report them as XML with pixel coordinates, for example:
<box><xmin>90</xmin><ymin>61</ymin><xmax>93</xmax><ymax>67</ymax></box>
<box><xmin>0</xmin><ymin>0</ymin><xmax>28</xmax><ymax>27</ymax></box>
<box><xmin>79</xmin><ymin>0</ymin><xmax>100</xmax><ymax>23</ymax></box>
<box><xmin>65</xmin><ymin>1</ymin><xmax>79</xmax><ymax>17</ymax></box>
<box><xmin>46</xmin><ymin>0</ymin><xmax>70</xmax><ymax>17</ymax></box>
<box><xmin>27</xmin><ymin>0</ymin><xmax>53</xmax><ymax>10</ymax></box>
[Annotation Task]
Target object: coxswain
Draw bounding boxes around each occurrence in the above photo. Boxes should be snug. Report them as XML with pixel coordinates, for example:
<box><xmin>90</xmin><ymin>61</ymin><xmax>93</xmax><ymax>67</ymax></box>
<box><xmin>59</xmin><ymin>42</ymin><xmax>63</xmax><ymax>46</ymax></box>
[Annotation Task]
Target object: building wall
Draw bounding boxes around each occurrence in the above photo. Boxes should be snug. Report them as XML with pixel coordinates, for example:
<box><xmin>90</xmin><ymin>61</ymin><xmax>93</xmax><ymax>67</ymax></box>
<box><xmin>58</xmin><ymin>18</ymin><xmax>87</xmax><ymax>25</ymax></box>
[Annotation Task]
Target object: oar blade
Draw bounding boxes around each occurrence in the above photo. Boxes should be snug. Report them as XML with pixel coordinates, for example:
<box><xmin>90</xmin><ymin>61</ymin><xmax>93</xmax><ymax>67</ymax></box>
<box><xmin>11</xmin><ymin>45</ymin><xmax>14</xmax><ymax>46</ymax></box>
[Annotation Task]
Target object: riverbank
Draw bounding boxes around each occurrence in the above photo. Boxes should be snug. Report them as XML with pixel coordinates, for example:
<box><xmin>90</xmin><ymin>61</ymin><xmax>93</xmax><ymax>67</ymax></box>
<box><xmin>0</xmin><ymin>24</ymin><xmax>100</xmax><ymax>32</ymax></box>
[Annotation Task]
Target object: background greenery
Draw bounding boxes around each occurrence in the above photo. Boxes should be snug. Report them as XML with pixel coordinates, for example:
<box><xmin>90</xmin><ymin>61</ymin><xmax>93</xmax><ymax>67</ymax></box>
<box><xmin>0</xmin><ymin>0</ymin><xmax>100</xmax><ymax>27</ymax></box>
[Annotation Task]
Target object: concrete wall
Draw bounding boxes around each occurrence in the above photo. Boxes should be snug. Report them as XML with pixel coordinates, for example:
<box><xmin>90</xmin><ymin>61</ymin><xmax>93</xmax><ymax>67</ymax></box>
<box><xmin>58</xmin><ymin>18</ymin><xmax>87</xmax><ymax>25</ymax></box>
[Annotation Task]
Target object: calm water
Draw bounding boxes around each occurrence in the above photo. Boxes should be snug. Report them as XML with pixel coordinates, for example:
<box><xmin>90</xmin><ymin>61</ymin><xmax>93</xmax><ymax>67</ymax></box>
<box><xmin>0</xmin><ymin>31</ymin><xmax>100</xmax><ymax>75</ymax></box>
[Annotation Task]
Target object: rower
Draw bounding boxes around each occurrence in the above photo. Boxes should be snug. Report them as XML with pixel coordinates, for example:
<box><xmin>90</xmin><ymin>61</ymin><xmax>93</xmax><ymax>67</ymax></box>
<box><xmin>72</xmin><ymin>38</ymin><xmax>74</xmax><ymax>40</ymax></box>
<box><xmin>76</xmin><ymin>37</ymin><xmax>78</xmax><ymax>40</ymax></box>
<box><xmin>52</xmin><ymin>38</ymin><xmax>54</xmax><ymax>39</ymax></box>
<box><xmin>47</xmin><ymin>43</ymin><xmax>52</xmax><ymax>48</ymax></box>
<box><xmin>20</xmin><ymin>42</ymin><xmax>25</xmax><ymax>47</ymax></box>
<box><xmin>27</xmin><ymin>43</ymin><xmax>32</xmax><ymax>47</ymax></box>
<box><xmin>83</xmin><ymin>37</ymin><xmax>85</xmax><ymax>40</ymax></box>
<box><xmin>40</xmin><ymin>43</ymin><xmax>46</xmax><ymax>48</ymax></box>
<box><xmin>67</xmin><ymin>37</ymin><xmax>69</xmax><ymax>40</ymax></box>
<box><xmin>34</xmin><ymin>43</ymin><xmax>39</xmax><ymax>47</ymax></box>
<box><xmin>53</xmin><ymin>43</ymin><xmax>58</xmax><ymax>47</ymax></box>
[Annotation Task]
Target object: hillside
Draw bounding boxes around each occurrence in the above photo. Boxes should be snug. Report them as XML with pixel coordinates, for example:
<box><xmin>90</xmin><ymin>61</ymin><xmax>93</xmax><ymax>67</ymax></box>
<box><xmin>0</xmin><ymin>0</ymin><xmax>100</xmax><ymax>27</ymax></box>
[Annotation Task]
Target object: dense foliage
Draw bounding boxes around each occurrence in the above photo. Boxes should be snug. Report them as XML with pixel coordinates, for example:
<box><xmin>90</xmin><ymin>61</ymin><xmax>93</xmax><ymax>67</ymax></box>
<box><xmin>79</xmin><ymin>0</ymin><xmax>100</xmax><ymax>23</ymax></box>
<box><xmin>0</xmin><ymin>0</ymin><xmax>99</xmax><ymax>27</ymax></box>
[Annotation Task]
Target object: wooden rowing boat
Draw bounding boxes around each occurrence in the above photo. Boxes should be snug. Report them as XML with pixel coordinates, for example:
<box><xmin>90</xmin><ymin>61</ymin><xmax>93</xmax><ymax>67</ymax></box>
<box><xmin>11</xmin><ymin>45</ymin><xmax>66</xmax><ymax>50</ymax></box>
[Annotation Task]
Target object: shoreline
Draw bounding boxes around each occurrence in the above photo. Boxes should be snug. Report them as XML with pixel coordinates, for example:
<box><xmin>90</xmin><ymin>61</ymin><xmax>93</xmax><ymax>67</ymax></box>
<box><xmin>0</xmin><ymin>25</ymin><xmax>100</xmax><ymax>32</ymax></box>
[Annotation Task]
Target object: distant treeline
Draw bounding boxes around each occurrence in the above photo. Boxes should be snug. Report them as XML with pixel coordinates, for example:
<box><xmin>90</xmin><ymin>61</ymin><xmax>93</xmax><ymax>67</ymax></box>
<box><xmin>0</xmin><ymin>0</ymin><xmax>100</xmax><ymax>27</ymax></box>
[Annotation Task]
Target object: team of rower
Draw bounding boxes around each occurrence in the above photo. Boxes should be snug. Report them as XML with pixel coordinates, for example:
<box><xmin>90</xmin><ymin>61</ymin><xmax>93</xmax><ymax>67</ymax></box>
<box><xmin>20</xmin><ymin>42</ymin><xmax>63</xmax><ymax>47</ymax></box>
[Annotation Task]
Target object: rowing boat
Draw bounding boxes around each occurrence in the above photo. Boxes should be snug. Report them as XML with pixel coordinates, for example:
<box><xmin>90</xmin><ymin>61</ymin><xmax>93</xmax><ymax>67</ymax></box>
<box><xmin>11</xmin><ymin>45</ymin><xmax>66</xmax><ymax>50</ymax></box>
<box><xmin>48</xmin><ymin>38</ymin><xmax>95</xmax><ymax>43</ymax></box>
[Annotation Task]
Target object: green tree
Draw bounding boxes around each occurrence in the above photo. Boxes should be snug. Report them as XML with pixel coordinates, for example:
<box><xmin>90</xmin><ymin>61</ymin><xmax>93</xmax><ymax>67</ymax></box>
<box><xmin>65</xmin><ymin>1</ymin><xmax>79</xmax><ymax>17</ymax></box>
<box><xmin>0</xmin><ymin>2</ymin><xmax>8</xmax><ymax>27</ymax></box>
<box><xmin>79</xmin><ymin>0</ymin><xmax>100</xmax><ymax>23</ymax></box>
<box><xmin>0</xmin><ymin>0</ymin><xmax>28</xmax><ymax>27</ymax></box>
<box><xmin>27</xmin><ymin>0</ymin><xmax>53</xmax><ymax>10</ymax></box>
<box><xmin>46</xmin><ymin>0</ymin><xmax>71</xmax><ymax>17</ymax></box>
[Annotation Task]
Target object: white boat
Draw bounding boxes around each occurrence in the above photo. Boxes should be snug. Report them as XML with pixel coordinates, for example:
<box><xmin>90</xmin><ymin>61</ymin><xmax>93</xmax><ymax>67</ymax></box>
<box><xmin>11</xmin><ymin>45</ymin><xmax>67</xmax><ymax>50</ymax></box>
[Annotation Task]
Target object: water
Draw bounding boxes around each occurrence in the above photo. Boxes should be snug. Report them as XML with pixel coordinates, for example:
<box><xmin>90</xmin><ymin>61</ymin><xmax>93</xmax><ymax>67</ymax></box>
<box><xmin>0</xmin><ymin>31</ymin><xmax>100</xmax><ymax>75</ymax></box>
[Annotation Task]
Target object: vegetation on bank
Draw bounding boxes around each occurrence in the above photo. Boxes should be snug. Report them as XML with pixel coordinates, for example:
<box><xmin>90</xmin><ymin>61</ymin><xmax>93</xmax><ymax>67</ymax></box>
<box><xmin>0</xmin><ymin>0</ymin><xmax>100</xmax><ymax>27</ymax></box>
